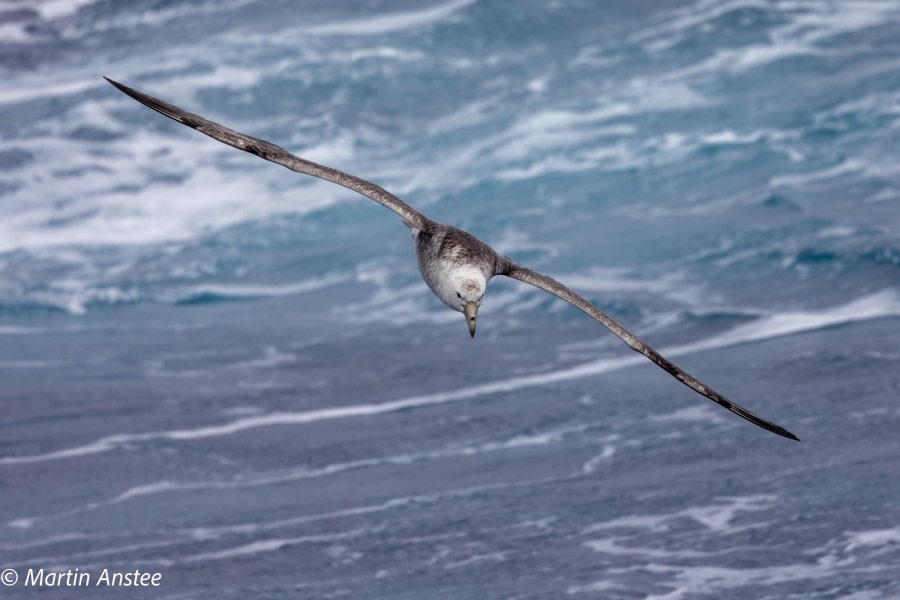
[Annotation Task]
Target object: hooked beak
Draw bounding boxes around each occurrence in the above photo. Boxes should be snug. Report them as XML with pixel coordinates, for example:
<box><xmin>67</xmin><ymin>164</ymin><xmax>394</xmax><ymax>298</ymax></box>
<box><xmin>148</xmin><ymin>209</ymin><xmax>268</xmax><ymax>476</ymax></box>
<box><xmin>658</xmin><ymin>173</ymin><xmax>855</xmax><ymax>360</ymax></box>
<box><xmin>464</xmin><ymin>302</ymin><xmax>478</xmax><ymax>338</ymax></box>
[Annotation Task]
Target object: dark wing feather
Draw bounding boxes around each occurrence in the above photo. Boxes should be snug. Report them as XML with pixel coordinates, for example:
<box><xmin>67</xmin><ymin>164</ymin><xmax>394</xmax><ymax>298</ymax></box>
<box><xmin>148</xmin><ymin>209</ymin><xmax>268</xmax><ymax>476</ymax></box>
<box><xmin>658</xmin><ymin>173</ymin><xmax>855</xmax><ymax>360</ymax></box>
<box><xmin>503</xmin><ymin>262</ymin><xmax>799</xmax><ymax>441</ymax></box>
<box><xmin>104</xmin><ymin>77</ymin><xmax>431</xmax><ymax>230</ymax></box>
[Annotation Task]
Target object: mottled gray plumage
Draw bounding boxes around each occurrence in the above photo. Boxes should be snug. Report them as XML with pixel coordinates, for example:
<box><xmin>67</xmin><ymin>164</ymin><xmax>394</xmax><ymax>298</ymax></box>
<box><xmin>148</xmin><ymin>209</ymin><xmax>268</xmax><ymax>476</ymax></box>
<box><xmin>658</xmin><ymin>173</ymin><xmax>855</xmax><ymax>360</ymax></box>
<box><xmin>104</xmin><ymin>77</ymin><xmax>799</xmax><ymax>441</ymax></box>
<box><xmin>415</xmin><ymin>225</ymin><xmax>507</xmax><ymax>288</ymax></box>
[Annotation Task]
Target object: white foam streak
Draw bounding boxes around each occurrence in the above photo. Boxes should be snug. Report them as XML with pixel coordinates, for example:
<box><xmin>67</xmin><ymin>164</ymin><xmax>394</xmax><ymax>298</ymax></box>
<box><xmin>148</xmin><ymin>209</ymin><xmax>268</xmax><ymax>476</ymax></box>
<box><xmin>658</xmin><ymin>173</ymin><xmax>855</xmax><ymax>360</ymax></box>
<box><xmin>184</xmin><ymin>527</ymin><xmax>374</xmax><ymax>562</ymax></box>
<box><xmin>845</xmin><ymin>526</ymin><xmax>900</xmax><ymax>551</ymax></box>
<box><xmin>680</xmin><ymin>290</ymin><xmax>900</xmax><ymax>352</ymax></box>
<box><xmin>583</xmin><ymin>495</ymin><xmax>775</xmax><ymax>536</ymax></box>
<box><xmin>0</xmin><ymin>78</ymin><xmax>98</xmax><ymax>105</ymax></box>
<box><xmin>0</xmin><ymin>326</ymin><xmax>40</xmax><ymax>335</ymax></box>
<box><xmin>33</xmin><ymin>0</ymin><xmax>100</xmax><ymax>19</ymax></box>
<box><xmin>648</xmin><ymin>405</ymin><xmax>724</xmax><ymax>424</ymax></box>
<box><xmin>172</xmin><ymin>273</ymin><xmax>350</xmax><ymax>301</ymax></box>
<box><xmin>559</xmin><ymin>267</ymin><xmax>712</xmax><ymax>307</ymax></box>
<box><xmin>304</xmin><ymin>0</ymin><xmax>476</xmax><ymax>36</ymax></box>
<box><xmin>575</xmin><ymin>496</ymin><xmax>822</xmax><ymax>597</ymax></box>
<box><xmin>0</xmin><ymin>22</ymin><xmax>32</xmax><ymax>42</ymax></box>
<box><xmin>3</xmin><ymin>290</ymin><xmax>897</xmax><ymax>466</ymax></box>
<box><xmin>0</xmin><ymin>0</ymin><xmax>100</xmax><ymax>23</ymax></box>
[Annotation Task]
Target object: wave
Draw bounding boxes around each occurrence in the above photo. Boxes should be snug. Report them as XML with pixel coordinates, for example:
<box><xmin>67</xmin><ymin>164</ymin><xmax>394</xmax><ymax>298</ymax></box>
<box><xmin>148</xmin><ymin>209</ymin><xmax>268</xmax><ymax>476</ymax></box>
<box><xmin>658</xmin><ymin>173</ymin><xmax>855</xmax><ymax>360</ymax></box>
<box><xmin>0</xmin><ymin>134</ymin><xmax>350</xmax><ymax>256</ymax></box>
<box><xmin>3</xmin><ymin>289</ymin><xmax>896</xmax><ymax>466</ymax></box>
<box><xmin>169</xmin><ymin>273</ymin><xmax>350</xmax><ymax>305</ymax></box>
<box><xmin>643</xmin><ymin>0</ymin><xmax>900</xmax><ymax>76</ymax></box>
<box><xmin>0</xmin><ymin>272</ymin><xmax>348</xmax><ymax>315</ymax></box>
<box><xmin>0</xmin><ymin>421</ymin><xmax>598</xmax><ymax>528</ymax></box>
<box><xmin>16</xmin><ymin>0</ymin><xmax>101</xmax><ymax>20</ymax></box>
<box><xmin>573</xmin><ymin>491</ymin><xmax>900</xmax><ymax>598</ymax></box>
<box><xmin>0</xmin><ymin>0</ymin><xmax>102</xmax><ymax>44</ymax></box>
<box><xmin>4</xmin><ymin>474</ymin><xmax>563</xmax><ymax>570</ymax></box>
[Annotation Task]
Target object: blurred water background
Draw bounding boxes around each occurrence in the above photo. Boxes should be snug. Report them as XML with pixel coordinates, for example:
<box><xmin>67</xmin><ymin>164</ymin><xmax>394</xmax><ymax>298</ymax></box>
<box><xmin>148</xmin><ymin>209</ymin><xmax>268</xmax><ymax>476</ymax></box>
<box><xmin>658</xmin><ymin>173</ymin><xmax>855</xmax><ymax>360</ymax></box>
<box><xmin>1</xmin><ymin>0</ymin><xmax>899</xmax><ymax>598</ymax></box>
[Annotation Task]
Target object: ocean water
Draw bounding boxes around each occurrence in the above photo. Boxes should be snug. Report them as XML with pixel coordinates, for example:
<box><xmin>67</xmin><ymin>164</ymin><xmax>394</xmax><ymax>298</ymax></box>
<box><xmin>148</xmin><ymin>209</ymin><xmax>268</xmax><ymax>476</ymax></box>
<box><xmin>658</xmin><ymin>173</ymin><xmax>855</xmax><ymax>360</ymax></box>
<box><xmin>1</xmin><ymin>0</ymin><xmax>899</xmax><ymax>598</ymax></box>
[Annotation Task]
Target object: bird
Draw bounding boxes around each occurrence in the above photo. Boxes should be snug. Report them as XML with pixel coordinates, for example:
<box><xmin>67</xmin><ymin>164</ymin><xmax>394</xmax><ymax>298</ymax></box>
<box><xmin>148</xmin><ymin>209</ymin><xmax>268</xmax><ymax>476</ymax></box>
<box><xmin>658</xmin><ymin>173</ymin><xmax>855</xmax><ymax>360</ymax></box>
<box><xmin>104</xmin><ymin>77</ymin><xmax>799</xmax><ymax>441</ymax></box>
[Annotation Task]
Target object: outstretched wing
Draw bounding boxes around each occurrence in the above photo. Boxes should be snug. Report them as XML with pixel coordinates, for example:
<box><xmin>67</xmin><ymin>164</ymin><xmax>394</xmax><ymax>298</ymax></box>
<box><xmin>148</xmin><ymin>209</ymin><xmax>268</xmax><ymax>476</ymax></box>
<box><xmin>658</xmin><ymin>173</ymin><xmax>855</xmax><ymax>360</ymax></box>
<box><xmin>104</xmin><ymin>77</ymin><xmax>431</xmax><ymax>230</ymax></box>
<box><xmin>503</xmin><ymin>262</ymin><xmax>799</xmax><ymax>441</ymax></box>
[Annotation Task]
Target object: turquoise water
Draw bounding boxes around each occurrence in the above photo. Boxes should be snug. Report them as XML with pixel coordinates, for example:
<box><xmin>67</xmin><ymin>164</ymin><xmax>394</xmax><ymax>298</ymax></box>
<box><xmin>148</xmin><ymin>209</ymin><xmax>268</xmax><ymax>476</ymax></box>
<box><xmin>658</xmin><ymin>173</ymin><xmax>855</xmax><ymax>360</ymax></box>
<box><xmin>1</xmin><ymin>1</ymin><xmax>899</xmax><ymax>598</ymax></box>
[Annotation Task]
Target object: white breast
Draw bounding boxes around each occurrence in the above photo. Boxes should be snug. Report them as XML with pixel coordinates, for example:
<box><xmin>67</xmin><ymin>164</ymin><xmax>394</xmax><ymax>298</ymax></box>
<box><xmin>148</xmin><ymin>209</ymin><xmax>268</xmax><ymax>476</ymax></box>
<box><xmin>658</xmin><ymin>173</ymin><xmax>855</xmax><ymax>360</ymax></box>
<box><xmin>428</xmin><ymin>263</ymin><xmax>486</xmax><ymax>312</ymax></box>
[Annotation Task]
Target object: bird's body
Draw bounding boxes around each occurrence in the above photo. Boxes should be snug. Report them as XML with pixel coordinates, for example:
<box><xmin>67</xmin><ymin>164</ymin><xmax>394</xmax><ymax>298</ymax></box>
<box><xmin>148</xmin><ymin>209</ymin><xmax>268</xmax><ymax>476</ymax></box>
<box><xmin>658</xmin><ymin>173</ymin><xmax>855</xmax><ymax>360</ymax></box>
<box><xmin>413</xmin><ymin>224</ymin><xmax>503</xmax><ymax>314</ymax></box>
<box><xmin>104</xmin><ymin>77</ymin><xmax>799</xmax><ymax>441</ymax></box>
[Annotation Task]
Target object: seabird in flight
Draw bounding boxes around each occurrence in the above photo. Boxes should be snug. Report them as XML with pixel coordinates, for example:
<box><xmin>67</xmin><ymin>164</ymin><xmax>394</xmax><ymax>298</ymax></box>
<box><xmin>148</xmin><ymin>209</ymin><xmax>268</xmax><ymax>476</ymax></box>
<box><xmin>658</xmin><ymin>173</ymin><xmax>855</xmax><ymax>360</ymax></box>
<box><xmin>104</xmin><ymin>77</ymin><xmax>799</xmax><ymax>441</ymax></box>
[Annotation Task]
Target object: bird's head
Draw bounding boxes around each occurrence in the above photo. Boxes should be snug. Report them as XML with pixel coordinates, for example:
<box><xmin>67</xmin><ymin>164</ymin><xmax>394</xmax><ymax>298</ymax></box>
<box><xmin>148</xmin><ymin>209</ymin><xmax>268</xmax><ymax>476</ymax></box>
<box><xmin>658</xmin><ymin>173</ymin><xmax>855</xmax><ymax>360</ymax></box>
<box><xmin>455</xmin><ymin>278</ymin><xmax>484</xmax><ymax>338</ymax></box>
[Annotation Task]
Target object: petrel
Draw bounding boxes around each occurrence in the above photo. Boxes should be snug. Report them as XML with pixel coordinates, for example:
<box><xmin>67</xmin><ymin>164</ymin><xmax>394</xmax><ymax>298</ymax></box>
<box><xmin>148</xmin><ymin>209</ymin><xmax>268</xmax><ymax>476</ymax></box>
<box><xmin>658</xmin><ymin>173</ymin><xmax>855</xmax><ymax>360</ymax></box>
<box><xmin>104</xmin><ymin>77</ymin><xmax>798</xmax><ymax>441</ymax></box>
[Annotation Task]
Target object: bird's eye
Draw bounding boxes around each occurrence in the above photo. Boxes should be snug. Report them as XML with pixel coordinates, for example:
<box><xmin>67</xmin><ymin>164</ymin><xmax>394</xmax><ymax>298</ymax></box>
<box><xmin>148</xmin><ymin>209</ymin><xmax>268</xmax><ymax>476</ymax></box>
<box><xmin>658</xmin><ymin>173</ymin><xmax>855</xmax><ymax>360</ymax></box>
<box><xmin>456</xmin><ymin>292</ymin><xmax>461</xmax><ymax>298</ymax></box>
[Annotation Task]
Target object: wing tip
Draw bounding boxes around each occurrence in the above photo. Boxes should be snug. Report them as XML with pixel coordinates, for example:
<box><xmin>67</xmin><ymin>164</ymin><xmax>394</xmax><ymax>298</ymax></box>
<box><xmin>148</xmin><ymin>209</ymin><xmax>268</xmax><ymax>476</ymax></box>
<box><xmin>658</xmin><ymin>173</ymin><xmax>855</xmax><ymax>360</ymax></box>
<box><xmin>102</xmin><ymin>76</ymin><xmax>196</xmax><ymax>129</ymax></box>
<box><xmin>753</xmin><ymin>415</ymin><xmax>800</xmax><ymax>441</ymax></box>
<box><xmin>773</xmin><ymin>426</ymin><xmax>800</xmax><ymax>441</ymax></box>
<box><xmin>102</xmin><ymin>76</ymin><xmax>145</xmax><ymax>104</ymax></box>
<box><xmin>103</xmin><ymin>76</ymin><xmax>126</xmax><ymax>91</ymax></box>
<box><xmin>781</xmin><ymin>428</ymin><xmax>801</xmax><ymax>442</ymax></box>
